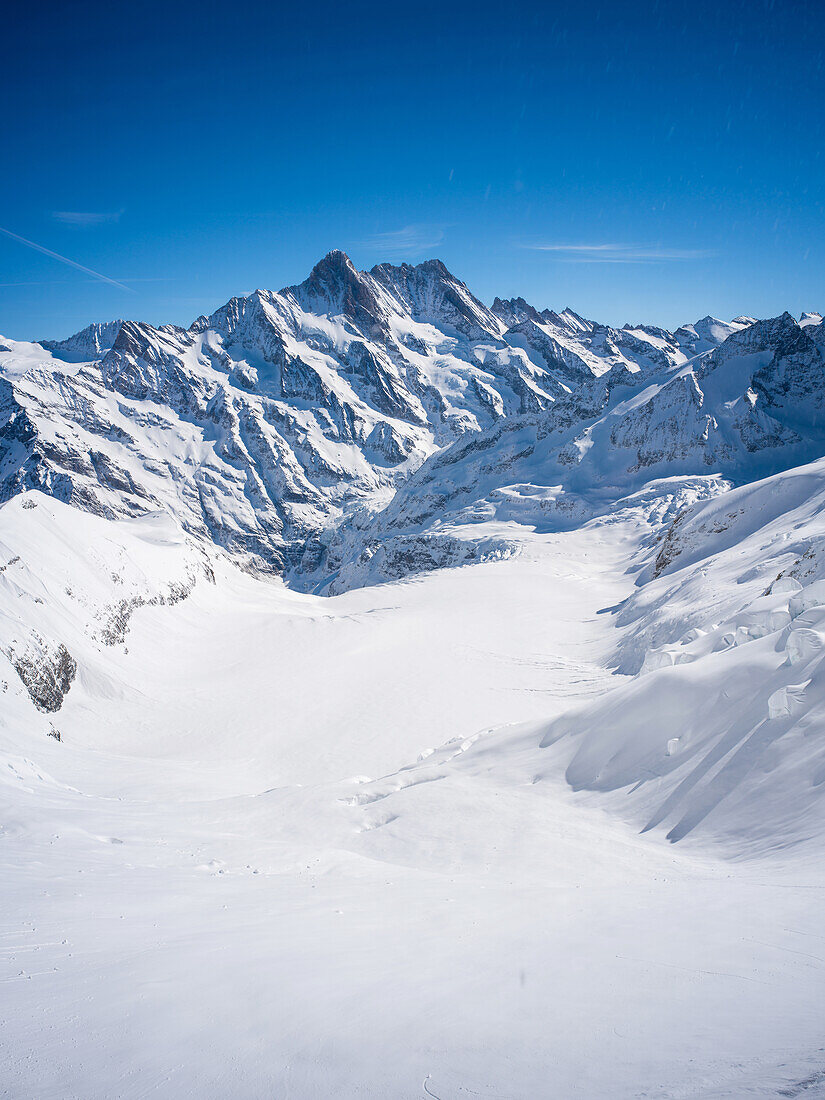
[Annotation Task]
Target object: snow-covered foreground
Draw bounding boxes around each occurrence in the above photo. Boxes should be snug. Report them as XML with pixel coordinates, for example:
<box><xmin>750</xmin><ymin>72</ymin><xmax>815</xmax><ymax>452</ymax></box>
<box><xmin>2</xmin><ymin>495</ymin><xmax>825</xmax><ymax>1098</ymax></box>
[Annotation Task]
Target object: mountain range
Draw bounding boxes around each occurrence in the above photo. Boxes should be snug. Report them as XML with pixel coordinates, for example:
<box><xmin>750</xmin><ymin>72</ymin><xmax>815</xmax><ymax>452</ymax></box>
<box><xmin>2</xmin><ymin>250</ymin><xmax>823</xmax><ymax>593</ymax></box>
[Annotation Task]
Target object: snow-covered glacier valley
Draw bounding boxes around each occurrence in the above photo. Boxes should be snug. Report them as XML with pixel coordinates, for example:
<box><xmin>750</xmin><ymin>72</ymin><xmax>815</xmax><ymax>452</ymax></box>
<box><xmin>1</xmin><ymin>256</ymin><xmax>825</xmax><ymax>1098</ymax></box>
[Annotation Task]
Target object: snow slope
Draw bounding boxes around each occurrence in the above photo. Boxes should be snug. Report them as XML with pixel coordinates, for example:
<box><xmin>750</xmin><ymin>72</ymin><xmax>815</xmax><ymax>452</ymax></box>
<box><xmin>2</xmin><ymin>482</ymin><xmax>825</xmax><ymax>1098</ymax></box>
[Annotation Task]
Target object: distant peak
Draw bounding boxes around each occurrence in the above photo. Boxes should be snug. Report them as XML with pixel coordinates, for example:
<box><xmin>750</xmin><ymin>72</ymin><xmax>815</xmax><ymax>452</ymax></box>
<box><xmin>288</xmin><ymin>249</ymin><xmax>382</xmax><ymax>324</ymax></box>
<box><xmin>303</xmin><ymin>249</ymin><xmax>362</xmax><ymax>286</ymax></box>
<box><xmin>369</xmin><ymin>257</ymin><xmax>454</xmax><ymax>281</ymax></box>
<box><xmin>315</xmin><ymin>248</ymin><xmax>356</xmax><ymax>272</ymax></box>
<box><xmin>491</xmin><ymin>296</ymin><xmax>544</xmax><ymax>326</ymax></box>
<box><xmin>39</xmin><ymin>318</ymin><xmax>125</xmax><ymax>361</ymax></box>
<box><xmin>416</xmin><ymin>257</ymin><xmax>450</xmax><ymax>276</ymax></box>
<box><xmin>744</xmin><ymin>311</ymin><xmax>800</xmax><ymax>333</ymax></box>
<box><xmin>369</xmin><ymin>258</ymin><xmax>502</xmax><ymax>339</ymax></box>
<box><xmin>539</xmin><ymin>307</ymin><xmax>594</xmax><ymax>335</ymax></box>
<box><xmin>286</xmin><ymin>250</ymin><xmax>364</xmax><ymax>298</ymax></box>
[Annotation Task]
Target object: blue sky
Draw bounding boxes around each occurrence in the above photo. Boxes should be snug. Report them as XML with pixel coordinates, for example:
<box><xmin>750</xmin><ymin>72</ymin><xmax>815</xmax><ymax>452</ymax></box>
<box><xmin>1</xmin><ymin>0</ymin><xmax>823</xmax><ymax>339</ymax></box>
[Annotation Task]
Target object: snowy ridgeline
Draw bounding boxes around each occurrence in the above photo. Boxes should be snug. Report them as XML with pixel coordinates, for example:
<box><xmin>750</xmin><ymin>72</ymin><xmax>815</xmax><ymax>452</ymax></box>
<box><xmin>1</xmin><ymin>250</ymin><xmax>822</xmax><ymax>591</ymax></box>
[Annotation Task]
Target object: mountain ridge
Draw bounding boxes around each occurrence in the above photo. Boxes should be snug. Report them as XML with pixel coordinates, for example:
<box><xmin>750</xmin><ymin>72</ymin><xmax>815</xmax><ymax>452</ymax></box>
<box><xmin>2</xmin><ymin>250</ymin><xmax>822</xmax><ymax>589</ymax></box>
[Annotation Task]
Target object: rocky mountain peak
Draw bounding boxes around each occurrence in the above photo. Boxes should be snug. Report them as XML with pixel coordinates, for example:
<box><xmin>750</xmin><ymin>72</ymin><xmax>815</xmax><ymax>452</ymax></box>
<box><xmin>307</xmin><ymin>248</ymin><xmax>359</xmax><ymax>283</ymax></box>
<box><xmin>287</xmin><ymin>250</ymin><xmax>384</xmax><ymax>331</ymax></box>
<box><xmin>491</xmin><ymin>296</ymin><xmax>544</xmax><ymax>327</ymax></box>
<box><xmin>370</xmin><ymin>257</ymin><xmax>503</xmax><ymax>341</ymax></box>
<box><xmin>40</xmin><ymin>319</ymin><xmax>125</xmax><ymax>361</ymax></box>
<box><xmin>726</xmin><ymin>311</ymin><xmax>803</xmax><ymax>351</ymax></box>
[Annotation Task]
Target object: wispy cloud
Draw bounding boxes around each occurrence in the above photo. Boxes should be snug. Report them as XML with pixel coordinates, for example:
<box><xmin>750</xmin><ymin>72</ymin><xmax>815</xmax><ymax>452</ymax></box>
<box><xmin>357</xmin><ymin>223</ymin><xmax>445</xmax><ymax>257</ymax></box>
<box><xmin>0</xmin><ymin>225</ymin><xmax>133</xmax><ymax>291</ymax></box>
<box><xmin>0</xmin><ymin>280</ymin><xmax>78</xmax><ymax>288</ymax></box>
<box><xmin>52</xmin><ymin>210</ymin><xmax>124</xmax><ymax>226</ymax></box>
<box><xmin>0</xmin><ymin>277</ymin><xmax>171</xmax><ymax>288</ymax></box>
<box><xmin>523</xmin><ymin>243</ymin><xmax>714</xmax><ymax>263</ymax></box>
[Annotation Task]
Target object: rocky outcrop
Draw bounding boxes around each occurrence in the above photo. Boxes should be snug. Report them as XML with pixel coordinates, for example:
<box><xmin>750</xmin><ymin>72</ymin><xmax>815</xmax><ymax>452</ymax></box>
<box><xmin>7</xmin><ymin>638</ymin><xmax>77</xmax><ymax>713</ymax></box>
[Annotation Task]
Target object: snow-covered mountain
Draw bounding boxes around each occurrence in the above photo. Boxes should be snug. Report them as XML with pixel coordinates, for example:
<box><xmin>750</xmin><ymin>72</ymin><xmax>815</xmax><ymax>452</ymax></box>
<box><xmin>323</xmin><ymin>309</ymin><xmax>825</xmax><ymax>592</ymax></box>
<box><xmin>2</xmin><ymin>250</ymin><xmax>820</xmax><ymax>590</ymax></box>
<box><xmin>1</xmin><ymin>251</ymin><xmax>577</xmax><ymax>574</ymax></box>
<box><xmin>39</xmin><ymin>319</ymin><xmax>125</xmax><ymax>361</ymax></box>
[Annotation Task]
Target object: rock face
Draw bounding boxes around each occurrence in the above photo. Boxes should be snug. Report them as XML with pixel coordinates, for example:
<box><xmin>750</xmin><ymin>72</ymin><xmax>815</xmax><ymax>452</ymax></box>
<box><xmin>8</xmin><ymin>639</ymin><xmax>77</xmax><ymax>713</ymax></box>
<box><xmin>0</xmin><ymin>252</ymin><xmax>822</xmax><ymax>588</ymax></box>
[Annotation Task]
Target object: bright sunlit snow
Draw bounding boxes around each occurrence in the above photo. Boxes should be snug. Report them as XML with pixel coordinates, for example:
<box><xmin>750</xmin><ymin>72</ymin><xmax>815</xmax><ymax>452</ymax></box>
<box><xmin>1</xmin><ymin>255</ymin><xmax>824</xmax><ymax>1098</ymax></box>
<box><xmin>2</xmin><ymin>481</ymin><xmax>825</xmax><ymax>1098</ymax></box>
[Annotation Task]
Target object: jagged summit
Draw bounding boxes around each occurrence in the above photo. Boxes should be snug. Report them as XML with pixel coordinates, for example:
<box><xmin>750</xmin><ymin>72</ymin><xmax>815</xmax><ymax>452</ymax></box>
<box><xmin>317</xmin><ymin>246</ymin><xmax>353</xmax><ymax>269</ymax></box>
<box><xmin>551</xmin><ymin>307</ymin><xmax>594</xmax><ymax>333</ymax></box>
<box><xmin>369</xmin><ymin>256</ymin><xmax>503</xmax><ymax>341</ymax></box>
<box><xmin>491</xmin><ymin>296</ymin><xmax>545</xmax><ymax>327</ymax></box>
<box><xmin>285</xmin><ymin>249</ymin><xmax>383</xmax><ymax>325</ymax></box>
<box><xmin>295</xmin><ymin>248</ymin><xmax>361</xmax><ymax>292</ymax></box>
<box><xmin>40</xmin><ymin>319</ymin><xmax>125</xmax><ymax>361</ymax></box>
<box><xmin>262</xmin><ymin>250</ymin><xmax>506</xmax><ymax>343</ymax></box>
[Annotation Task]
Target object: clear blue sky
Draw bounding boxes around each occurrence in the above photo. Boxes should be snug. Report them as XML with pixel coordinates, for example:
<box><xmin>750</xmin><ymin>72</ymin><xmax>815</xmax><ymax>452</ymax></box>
<box><xmin>1</xmin><ymin>0</ymin><xmax>823</xmax><ymax>339</ymax></box>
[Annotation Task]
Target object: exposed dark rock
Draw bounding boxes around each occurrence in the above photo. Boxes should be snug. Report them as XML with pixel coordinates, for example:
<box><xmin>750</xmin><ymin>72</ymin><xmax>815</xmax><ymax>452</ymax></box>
<box><xmin>9</xmin><ymin>641</ymin><xmax>77</xmax><ymax>713</ymax></box>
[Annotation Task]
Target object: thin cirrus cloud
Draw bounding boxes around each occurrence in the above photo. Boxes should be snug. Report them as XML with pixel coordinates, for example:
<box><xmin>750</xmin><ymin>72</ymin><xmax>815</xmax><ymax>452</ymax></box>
<box><xmin>523</xmin><ymin>243</ymin><xmax>715</xmax><ymax>263</ymax></box>
<box><xmin>356</xmin><ymin>224</ymin><xmax>445</xmax><ymax>257</ymax></box>
<box><xmin>0</xmin><ymin>225</ymin><xmax>133</xmax><ymax>291</ymax></box>
<box><xmin>52</xmin><ymin>210</ymin><xmax>124</xmax><ymax>226</ymax></box>
<box><xmin>0</xmin><ymin>277</ymin><xmax>171</xmax><ymax>288</ymax></box>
